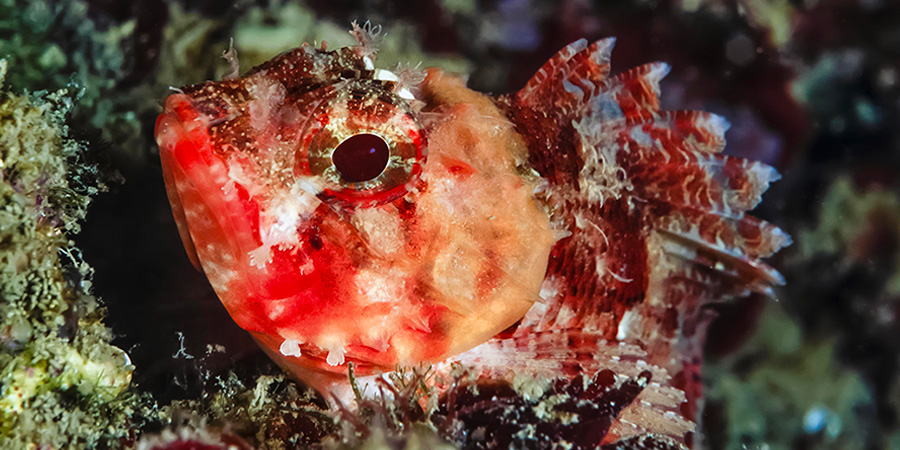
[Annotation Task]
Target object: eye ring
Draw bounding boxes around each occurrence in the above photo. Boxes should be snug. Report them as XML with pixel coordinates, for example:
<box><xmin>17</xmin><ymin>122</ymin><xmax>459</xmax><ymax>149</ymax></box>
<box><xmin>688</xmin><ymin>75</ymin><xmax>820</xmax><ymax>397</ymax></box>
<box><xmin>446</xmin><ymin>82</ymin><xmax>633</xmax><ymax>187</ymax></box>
<box><xmin>298</xmin><ymin>80</ymin><xmax>426</xmax><ymax>207</ymax></box>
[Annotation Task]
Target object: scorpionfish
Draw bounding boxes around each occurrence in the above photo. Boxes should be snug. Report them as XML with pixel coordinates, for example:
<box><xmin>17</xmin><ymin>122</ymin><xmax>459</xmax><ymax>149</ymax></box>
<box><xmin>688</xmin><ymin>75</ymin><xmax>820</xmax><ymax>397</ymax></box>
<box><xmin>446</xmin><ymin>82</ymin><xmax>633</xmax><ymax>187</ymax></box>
<box><xmin>156</xmin><ymin>25</ymin><xmax>789</xmax><ymax>448</ymax></box>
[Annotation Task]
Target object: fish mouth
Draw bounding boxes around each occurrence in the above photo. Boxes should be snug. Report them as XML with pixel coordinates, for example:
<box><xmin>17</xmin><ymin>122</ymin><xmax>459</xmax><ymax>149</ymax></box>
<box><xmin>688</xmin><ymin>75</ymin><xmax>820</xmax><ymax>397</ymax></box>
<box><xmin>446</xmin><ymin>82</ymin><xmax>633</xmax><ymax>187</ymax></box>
<box><xmin>250</xmin><ymin>331</ymin><xmax>398</xmax><ymax>379</ymax></box>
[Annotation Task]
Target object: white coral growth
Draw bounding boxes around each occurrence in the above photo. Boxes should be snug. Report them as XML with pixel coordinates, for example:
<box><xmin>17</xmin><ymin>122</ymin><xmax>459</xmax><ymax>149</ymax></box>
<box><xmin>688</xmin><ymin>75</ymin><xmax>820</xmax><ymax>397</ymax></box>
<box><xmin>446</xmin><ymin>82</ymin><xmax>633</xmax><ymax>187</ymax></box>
<box><xmin>350</xmin><ymin>20</ymin><xmax>382</xmax><ymax>62</ymax></box>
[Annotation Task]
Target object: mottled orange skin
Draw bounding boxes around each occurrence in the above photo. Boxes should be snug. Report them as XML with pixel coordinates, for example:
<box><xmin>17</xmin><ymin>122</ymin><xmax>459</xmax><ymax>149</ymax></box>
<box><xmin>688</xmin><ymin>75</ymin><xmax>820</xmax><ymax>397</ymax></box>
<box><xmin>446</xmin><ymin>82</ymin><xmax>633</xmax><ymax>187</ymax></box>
<box><xmin>156</xmin><ymin>46</ymin><xmax>554</xmax><ymax>394</ymax></box>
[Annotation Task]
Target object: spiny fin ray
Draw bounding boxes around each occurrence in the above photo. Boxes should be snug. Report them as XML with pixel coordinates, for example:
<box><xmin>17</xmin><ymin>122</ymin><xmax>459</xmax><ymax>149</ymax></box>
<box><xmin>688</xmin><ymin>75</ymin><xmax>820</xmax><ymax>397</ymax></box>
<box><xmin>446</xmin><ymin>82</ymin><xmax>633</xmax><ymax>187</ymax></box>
<box><xmin>593</xmin><ymin>62</ymin><xmax>671</xmax><ymax>121</ymax></box>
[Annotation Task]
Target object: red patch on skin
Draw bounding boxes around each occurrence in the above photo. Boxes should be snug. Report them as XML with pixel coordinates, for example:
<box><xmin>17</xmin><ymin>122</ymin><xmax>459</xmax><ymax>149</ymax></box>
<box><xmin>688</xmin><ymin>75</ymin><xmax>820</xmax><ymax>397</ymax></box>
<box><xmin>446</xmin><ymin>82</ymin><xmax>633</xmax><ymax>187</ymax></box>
<box><xmin>232</xmin><ymin>183</ymin><xmax>262</xmax><ymax>246</ymax></box>
<box><xmin>476</xmin><ymin>262</ymin><xmax>502</xmax><ymax>299</ymax></box>
<box><xmin>395</xmin><ymin>198</ymin><xmax>417</xmax><ymax>221</ymax></box>
<box><xmin>495</xmin><ymin>319</ymin><xmax>523</xmax><ymax>339</ymax></box>
<box><xmin>259</xmin><ymin>246</ymin><xmax>313</xmax><ymax>300</ymax></box>
<box><xmin>171</xmin><ymin>96</ymin><xmax>199</xmax><ymax>122</ymax></box>
<box><xmin>172</xmin><ymin>135</ymin><xmax>209</xmax><ymax>169</ymax></box>
<box><xmin>442</xmin><ymin>157</ymin><xmax>476</xmax><ymax>177</ymax></box>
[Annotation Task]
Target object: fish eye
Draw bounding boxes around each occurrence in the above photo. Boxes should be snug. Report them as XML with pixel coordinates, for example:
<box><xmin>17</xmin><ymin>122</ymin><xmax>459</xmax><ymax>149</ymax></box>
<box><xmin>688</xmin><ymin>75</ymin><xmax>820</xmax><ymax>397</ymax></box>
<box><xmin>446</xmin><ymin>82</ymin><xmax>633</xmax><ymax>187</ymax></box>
<box><xmin>298</xmin><ymin>80</ymin><xmax>426</xmax><ymax>207</ymax></box>
<box><xmin>332</xmin><ymin>133</ymin><xmax>390</xmax><ymax>182</ymax></box>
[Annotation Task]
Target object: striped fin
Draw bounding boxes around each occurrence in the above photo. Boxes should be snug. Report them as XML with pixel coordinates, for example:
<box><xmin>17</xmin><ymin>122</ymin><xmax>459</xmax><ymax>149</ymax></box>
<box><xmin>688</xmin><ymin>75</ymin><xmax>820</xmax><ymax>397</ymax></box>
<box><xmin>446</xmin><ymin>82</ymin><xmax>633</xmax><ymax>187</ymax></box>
<box><xmin>593</xmin><ymin>62</ymin><xmax>671</xmax><ymax>121</ymax></box>
<box><xmin>658</xmin><ymin>232</ymin><xmax>784</xmax><ymax>295</ymax></box>
<box><xmin>517</xmin><ymin>38</ymin><xmax>616</xmax><ymax>114</ymax></box>
<box><xmin>557</xmin><ymin>38</ymin><xmax>616</xmax><ymax>106</ymax></box>
<box><xmin>654</xmin><ymin>206</ymin><xmax>791</xmax><ymax>261</ymax></box>
<box><xmin>619</xmin><ymin>110</ymin><xmax>731</xmax><ymax>154</ymax></box>
<box><xmin>517</xmin><ymin>38</ymin><xmax>589</xmax><ymax>103</ymax></box>
<box><xmin>578</xmin><ymin>111</ymin><xmax>777</xmax><ymax>217</ymax></box>
<box><xmin>453</xmin><ymin>331</ymin><xmax>658</xmax><ymax>379</ymax></box>
<box><xmin>622</xmin><ymin>150</ymin><xmax>778</xmax><ymax>219</ymax></box>
<box><xmin>502</xmin><ymin>41</ymin><xmax>790</xmax><ymax>433</ymax></box>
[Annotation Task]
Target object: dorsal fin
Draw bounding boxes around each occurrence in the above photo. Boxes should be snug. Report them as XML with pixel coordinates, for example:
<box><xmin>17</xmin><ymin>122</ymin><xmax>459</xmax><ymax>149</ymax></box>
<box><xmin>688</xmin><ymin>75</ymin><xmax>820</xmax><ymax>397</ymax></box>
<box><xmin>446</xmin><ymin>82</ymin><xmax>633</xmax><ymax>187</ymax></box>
<box><xmin>576</xmin><ymin>111</ymin><xmax>779</xmax><ymax>218</ymax></box>
<box><xmin>594</xmin><ymin>62</ymin><xmax>671</xmax><ymax>121</ymax></box>
<box><xmin>516</xmin><ymin>38</ymin><xmax>590</xmax><ymax>103</ymax></box>
<box><xmin>516</xmin><ymin>38</ymin><xmax>616</xmax><ymax>116</ymax></box>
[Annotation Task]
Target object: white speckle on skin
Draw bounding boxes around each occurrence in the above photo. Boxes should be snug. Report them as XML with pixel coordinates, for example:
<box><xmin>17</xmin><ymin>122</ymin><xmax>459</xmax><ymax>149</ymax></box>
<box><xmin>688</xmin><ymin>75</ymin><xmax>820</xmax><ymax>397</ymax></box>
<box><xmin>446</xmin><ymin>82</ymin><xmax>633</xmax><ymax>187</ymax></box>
<box><xmin>553</xmin><ymin>304</ymin><xmax>576</xmax><ymax>327</ymax></box>
<box><xmin>396</xmin><ymin>87</ymin><xmax>415</xmax><ymax>100</ymax></box>
<box><xmin>326</xmin><ymin>347</ymin><xmax>346</xmax><ymax>366</ymax></box>
<box><xmin>249</xmin><ymin>178</ymin><xmax>323</xmax><ymax>268</ymax></box>
<box><xmin>248</xmin><ymin>246</ymin><xmax>273</xmax><ymax>269</ymax></box>
<box><xmin>246</xmin><ymin>76</ymin><xmax>286</xmax><ymax>131</ymax></box>
<box><xmin>538</xmin><ymin>276</ymin><xmax>561</xmax><ymax>302</ymax></box>
<box><xmin>355</xmin><ymin>268</ymin><xmax>404</xmax><ymax>305</ymax></box>
<box><xmin>267</xmin><ymin>301</ymin><xmax>286</xmax><ymax>320</ymax></box>
<box><xmin>350</xmin><ymin>207</ymin><xmax>404</xmax><ymax>256</ymax></box>
<box><xmin>279</xmin><ymin>339</ymin><xmax>303</xmax><ymax>357</ymax></box>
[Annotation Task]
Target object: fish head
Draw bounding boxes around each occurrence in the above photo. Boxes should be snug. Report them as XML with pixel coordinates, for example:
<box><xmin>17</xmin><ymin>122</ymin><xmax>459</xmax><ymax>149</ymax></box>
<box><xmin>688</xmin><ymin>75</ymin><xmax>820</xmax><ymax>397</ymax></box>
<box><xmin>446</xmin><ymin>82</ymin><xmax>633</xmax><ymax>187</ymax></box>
<box><xmin>155</xmin><ymin>44</ymin><xmax>556</xmax><ymax>389</ymax></box>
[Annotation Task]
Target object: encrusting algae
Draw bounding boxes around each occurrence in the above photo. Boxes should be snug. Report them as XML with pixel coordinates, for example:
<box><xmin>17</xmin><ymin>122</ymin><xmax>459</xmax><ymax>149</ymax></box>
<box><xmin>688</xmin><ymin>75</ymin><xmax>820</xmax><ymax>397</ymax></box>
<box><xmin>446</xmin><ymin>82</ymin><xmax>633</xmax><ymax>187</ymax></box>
<box><xmin>0</xmin><ymin>59</ymin><xmax>142</xmax><ymax>449</ymax></box>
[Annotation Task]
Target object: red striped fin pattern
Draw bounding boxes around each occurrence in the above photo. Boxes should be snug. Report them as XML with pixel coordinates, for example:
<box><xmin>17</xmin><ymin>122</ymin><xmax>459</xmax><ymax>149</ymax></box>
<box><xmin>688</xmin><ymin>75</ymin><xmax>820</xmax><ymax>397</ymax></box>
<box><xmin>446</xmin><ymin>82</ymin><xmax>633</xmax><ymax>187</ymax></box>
<box><xmin>500</xmin><ymin>40</ymin><xmax>790</xmax><ymax>433</ymax></box>
<box><xmin>595</xmin><ymin>62</ymin><xmax>671</xmax><ymax>120</ymax></box>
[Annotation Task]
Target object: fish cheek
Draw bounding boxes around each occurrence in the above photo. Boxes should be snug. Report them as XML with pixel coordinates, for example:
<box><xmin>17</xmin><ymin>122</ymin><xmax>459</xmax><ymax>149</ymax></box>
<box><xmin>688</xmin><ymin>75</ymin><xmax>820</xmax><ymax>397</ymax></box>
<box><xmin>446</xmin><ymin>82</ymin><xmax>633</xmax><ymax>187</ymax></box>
<box><xmin>413</xmin><ymin>162</ymin><xmax>547</xmax><ymax>359</ymax></box>
<box><xmin>157</xmin><ymin>99</ymin><xmax>275</xmax><ymax>330</ymax></box>
<box><xmin>410</xmin><ymin>83</ymin><xmax>556</xmax><ymax>358</ymax></box>
<box><xmin>157</xmin><ymin>114</ymin><xmax>201</xmax><ymax>270</ymax></box>
<box><xmin>255</xmin><ymin>246</ymin><xmax>313</xmax><ymax>300</ymax></box>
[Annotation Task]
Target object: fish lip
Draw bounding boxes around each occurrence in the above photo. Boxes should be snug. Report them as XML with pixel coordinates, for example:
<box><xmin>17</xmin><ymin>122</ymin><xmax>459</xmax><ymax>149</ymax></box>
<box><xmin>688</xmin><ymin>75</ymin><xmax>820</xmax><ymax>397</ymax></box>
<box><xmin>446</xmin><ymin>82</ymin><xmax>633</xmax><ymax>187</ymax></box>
<box><xmin>253</xmin><ymin>332</ymin><xmax>396</xmax><ymax>376</ymax></box>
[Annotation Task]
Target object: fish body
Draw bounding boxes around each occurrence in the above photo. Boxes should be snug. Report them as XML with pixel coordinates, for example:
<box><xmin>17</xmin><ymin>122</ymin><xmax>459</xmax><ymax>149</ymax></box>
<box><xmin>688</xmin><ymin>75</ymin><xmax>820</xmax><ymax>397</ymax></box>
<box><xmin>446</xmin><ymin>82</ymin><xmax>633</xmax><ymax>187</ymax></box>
<box><xmin>156</xmin><ymin>27</ymin><xmax>788</xmax><ymax>446</ymax></box>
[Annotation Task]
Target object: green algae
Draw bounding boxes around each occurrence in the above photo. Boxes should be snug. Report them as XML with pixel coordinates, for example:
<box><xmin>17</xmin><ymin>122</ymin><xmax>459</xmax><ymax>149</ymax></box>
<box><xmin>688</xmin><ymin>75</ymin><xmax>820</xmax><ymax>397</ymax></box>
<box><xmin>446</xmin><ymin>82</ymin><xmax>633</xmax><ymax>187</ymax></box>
<box><xmin>231</xmin><ymin>1</ymin><xmax>469</xmax><ymax>77</ymax></box>
<box><xmin>157</xmin><ymin>372</ymin><xmax>333</xmax><ymax>449</ymax></box>
<box><xmin>0</xmin><ymin>0</ymin><xmax>129</xmax><ymax>91</ymax></box>
<box><xmin>797</xmin><ymin>177</ymin><xmax>900</xmax><ymax>286</ymax></box>
<box><xmin>321</xmin><ymin>366</ymin><xmax>459</xmax><ymax>450</ymax></box>
<box><xmin>0</xmin><ymin>59</ymin><xmax>142</xmax><ymax>449</ymax></box>
<box><xmin>705</xmin><ymin>302</ymin><xmax>874</xmax><ymax>450</ymax></box>
<box><xmin>713</xmin><ymin>178</ymin><xmax>896</xmax><ymax>449</ymax></box>
<box><xmin>0</xmin><ymin>0</ymin><xmax>136</xmax><ymax>134</ymax></box>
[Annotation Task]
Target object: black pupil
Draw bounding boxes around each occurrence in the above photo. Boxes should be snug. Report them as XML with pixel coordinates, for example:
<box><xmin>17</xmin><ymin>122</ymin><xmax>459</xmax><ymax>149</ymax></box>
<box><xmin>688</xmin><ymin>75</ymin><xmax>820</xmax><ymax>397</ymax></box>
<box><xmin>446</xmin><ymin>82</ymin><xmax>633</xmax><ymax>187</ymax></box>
<box><xmin>332</xmin><ymin>133</ymin><xmax>390</xmax><ymax>182</ymax></box>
